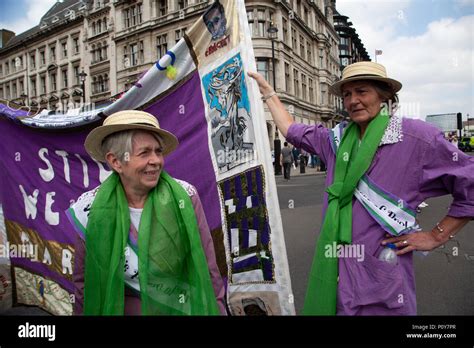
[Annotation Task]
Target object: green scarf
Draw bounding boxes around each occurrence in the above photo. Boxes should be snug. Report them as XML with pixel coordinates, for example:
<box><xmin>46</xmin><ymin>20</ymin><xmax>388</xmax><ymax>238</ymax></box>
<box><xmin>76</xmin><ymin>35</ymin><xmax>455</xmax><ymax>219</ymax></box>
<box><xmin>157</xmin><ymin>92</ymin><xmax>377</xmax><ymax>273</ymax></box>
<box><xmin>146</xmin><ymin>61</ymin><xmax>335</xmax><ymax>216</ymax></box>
<box><xmin>83</xmin><ymin>171</ymin><xmax>220</xmax><ymax>315</ymax></box>
<box><xmin>303</xmin><ymin>113</ymin><xmax>389</xmax><ymax>315</ymax></box>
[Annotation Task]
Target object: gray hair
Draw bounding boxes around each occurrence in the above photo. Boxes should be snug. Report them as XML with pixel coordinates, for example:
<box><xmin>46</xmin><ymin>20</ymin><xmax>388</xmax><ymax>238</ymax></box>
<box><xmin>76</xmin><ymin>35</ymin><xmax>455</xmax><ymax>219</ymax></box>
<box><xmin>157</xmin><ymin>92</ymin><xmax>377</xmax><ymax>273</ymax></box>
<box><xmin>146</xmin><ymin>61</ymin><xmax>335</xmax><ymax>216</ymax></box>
<box><xmin>370</xmin><ymin>80</ymin><xmax>399</xmax><ymax>105</ymax></box>
<box><xmin>102</xmin><ymin>130</ymin><xmax>163</xmax><ymax>163</ymax></box>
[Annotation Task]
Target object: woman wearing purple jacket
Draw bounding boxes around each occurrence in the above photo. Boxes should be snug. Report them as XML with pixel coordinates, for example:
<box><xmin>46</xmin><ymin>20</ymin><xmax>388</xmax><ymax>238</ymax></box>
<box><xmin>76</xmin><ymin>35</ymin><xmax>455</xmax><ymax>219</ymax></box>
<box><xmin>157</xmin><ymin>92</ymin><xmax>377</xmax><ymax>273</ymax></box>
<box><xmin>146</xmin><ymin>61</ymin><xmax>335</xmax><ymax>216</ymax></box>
<box><xmin>249</xmin><ymin>62</ymin><xmax>473</xmax><ymax>315</ymax></box>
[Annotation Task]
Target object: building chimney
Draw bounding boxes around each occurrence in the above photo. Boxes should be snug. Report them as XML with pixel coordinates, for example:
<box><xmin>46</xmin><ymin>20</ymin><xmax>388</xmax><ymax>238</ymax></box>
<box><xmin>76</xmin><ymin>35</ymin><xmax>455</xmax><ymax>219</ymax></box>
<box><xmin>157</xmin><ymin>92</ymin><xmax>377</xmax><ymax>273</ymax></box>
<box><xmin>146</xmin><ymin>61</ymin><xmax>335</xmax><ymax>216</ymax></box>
<box><xmin>0</xmin><ymin>29</ymin><xmax>16</xmax><ymax>49</ymax></box>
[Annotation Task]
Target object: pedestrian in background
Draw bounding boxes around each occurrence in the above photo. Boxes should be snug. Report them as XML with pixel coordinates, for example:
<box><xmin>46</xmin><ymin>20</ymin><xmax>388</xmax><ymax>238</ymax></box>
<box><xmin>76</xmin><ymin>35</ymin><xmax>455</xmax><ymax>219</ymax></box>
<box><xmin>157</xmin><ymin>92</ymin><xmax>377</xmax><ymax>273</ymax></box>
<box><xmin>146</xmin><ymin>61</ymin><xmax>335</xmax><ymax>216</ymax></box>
<box><xmin>292</xmin><ymin>147</ymin><xmax>300</xmax><ymax>168</ymax></box>
<box><xmin>300</xmin><ymin>148</ymin><xmax>308</xmax><ymax>168</ymax></box>
<box><xmin>452</xmin><ymin>135</ymin><xmax>459</xmax><ymax>148</ymax></box>
<box><xmin>249</xmin><ymin>62</ymin><xmax>473</xmax><ymax>315</ymax></box>
<box><xmin>313</xmin><ymin>154</ymin><xmax>320</xmax><ymax>171</ymax></box>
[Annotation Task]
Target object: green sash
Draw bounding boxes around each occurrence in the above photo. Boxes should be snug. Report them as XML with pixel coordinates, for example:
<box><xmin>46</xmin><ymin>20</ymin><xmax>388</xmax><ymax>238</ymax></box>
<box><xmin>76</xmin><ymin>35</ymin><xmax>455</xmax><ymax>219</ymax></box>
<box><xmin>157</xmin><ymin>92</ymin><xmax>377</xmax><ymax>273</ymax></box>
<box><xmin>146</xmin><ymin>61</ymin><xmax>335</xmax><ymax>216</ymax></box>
<box><xmin>303</xmin><ymin>113</ymin><xmax>389</xmax><ymax>315</ymax></box>
<box><xmin>83</xmin><ymin>171</ymin><xmax>220</xmax><ymax>315</ymax></box>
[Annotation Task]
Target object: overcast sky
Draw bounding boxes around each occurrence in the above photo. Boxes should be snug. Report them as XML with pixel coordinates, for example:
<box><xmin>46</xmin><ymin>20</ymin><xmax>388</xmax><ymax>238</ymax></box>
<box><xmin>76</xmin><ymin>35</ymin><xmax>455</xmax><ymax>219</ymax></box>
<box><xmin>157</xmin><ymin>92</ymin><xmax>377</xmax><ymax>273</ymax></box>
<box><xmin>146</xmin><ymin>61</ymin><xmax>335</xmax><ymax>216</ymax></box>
<box><xmin>1</xmin><ymin>0</ymin><xmax>473</xmax><ymax>120</ymax></box>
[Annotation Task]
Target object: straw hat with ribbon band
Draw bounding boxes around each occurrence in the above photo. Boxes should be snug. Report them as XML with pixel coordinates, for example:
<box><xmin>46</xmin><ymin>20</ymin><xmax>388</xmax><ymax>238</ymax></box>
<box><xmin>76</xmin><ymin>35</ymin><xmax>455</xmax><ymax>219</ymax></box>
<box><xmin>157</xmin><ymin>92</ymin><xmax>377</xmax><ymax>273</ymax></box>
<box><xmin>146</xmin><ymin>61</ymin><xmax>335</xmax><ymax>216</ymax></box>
<box><xmin>85</xmin><ymin>110</ymin><xmax>179</xmax><ymax>162</ymax></box>
<box><xmin>331</xmin><ymin>61</ymin><xmax>402</xmax><ymax>96</ymax></box>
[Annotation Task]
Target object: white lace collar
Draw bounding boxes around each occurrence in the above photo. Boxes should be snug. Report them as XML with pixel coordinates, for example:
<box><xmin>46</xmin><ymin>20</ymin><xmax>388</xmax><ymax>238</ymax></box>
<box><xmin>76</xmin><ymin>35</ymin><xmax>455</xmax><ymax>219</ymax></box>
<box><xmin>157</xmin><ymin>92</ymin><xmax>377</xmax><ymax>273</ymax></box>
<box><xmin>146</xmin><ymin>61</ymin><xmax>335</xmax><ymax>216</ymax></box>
<box><xmin>379</xmin><ymin>115</ymin><xmax>403</xmax><ymax>146</ymax></box>
<box><xmin>333</xmin><ymin>115</ymin><xmax>403</xmax><ymax>151</ymax></box>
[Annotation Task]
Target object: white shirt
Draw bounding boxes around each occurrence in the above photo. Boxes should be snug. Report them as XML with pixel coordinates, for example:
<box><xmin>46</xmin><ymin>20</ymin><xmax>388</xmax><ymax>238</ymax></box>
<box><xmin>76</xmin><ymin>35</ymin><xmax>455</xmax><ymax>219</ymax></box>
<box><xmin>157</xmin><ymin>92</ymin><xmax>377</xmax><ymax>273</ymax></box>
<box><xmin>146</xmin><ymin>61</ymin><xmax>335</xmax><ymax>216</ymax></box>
<box><xmin>124</xmin><ymin>207</ymin><xmax>143</xmax><ymax>292</ymax></box>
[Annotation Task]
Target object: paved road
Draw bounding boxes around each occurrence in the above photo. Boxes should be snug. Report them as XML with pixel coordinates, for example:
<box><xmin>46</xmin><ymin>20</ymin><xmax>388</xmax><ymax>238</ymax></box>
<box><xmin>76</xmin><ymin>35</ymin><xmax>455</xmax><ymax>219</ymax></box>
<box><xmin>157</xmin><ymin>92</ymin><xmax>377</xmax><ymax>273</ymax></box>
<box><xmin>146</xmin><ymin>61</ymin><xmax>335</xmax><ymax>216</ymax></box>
<box><xmin>276</xmin><ymin>172</ymin><xmax>474</xmax><ymax>315</ymax></box>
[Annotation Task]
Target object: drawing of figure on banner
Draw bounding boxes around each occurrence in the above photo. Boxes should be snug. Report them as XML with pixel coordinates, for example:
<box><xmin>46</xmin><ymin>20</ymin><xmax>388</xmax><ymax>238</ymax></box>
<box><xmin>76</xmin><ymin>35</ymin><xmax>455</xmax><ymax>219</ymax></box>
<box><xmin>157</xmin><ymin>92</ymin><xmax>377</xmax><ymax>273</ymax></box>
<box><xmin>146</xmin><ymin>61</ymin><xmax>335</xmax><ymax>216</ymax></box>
<box><xmin>203</xmin><ymin>53</ymin><xmax>256</xmax><ymax>174</ymax></box>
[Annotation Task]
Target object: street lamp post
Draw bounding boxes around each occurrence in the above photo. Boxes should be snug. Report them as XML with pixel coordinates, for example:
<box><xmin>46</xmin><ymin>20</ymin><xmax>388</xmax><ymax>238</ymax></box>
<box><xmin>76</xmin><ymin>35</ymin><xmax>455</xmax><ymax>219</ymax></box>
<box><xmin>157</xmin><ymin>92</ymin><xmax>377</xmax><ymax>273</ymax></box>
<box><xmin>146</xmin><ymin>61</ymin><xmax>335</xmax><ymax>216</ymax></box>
<box><xmin>267</xmin><ymin>23</ymin><xmax>281</xmax><ymax>175</ymax></box>
<box><xmin>79</xmin><ymin>69</ymin><xmax>87</xmax><ymax>105</ymax></box>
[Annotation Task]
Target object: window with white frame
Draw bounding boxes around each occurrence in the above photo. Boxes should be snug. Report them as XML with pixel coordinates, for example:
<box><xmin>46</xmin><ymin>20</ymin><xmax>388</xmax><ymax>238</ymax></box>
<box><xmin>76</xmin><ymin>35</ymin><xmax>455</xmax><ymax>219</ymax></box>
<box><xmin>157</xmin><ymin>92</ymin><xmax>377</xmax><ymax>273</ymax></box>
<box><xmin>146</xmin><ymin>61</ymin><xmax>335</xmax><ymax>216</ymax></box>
<box><xmin>92</xmin><ymin>74</ymin><xmax>109</xmax><ymax>94</ymax></box>
<box><xmin>291</xmin><ymin>28</ymin><xmax>297</xmax><ymax>50</ymax></box>
<box><xmin>293</xmin><ymin>68</ymin><xmax>299</xmax><ymax>96</ymax></box>
<box><xmin>301</xmin><ymin>74</ymin><xmax>307</xmax><ymax>101</ymax></box>
<box><xmin>257</xmin><ymin>59</ymin><xmax>269</xmax><ymax>82</ymax></box>
<box><xmin>130</xmin><ymin>4</ymin><xmax>143</xmax><ymax>26</ymax></box>
<box><xmin>98</xmin><ymin>76</ymin><xmax>105</xmax><ymax>93</ymax></box>
<box><xmin>96</xmin><ymin>43</ymin><xmax>103</xmax><ymax>61</ymax></box>
<box><xmin>299</xmin><ymin>35</ymin><xmax>305</xmax><ymax>59</ymax></box>
<box><xmin>74</xmin><ymin>66</ymin><xmax>80</xmax><ymax>85</ymax></box>
<box><xmin>124</xmin><ymin>4</ymin><xmax>143</xmax><ymax>29</ymax></box>
<box><xmin>156</xmin><ymin>0</ymin><xmax>167</xmax><ymax>17</ymax></box>
<box><xmin>73</xmin><ymin>38</ymin><xmax>80</xmax><ymax>54</ymax></box>
<box><xmin>62</xmin><ymin>69</ymin><xmax>68</xmax><ymax>89</ymax></box>
<box><xmin>91</xmin><ymin>44</ymin><xmax>96</xmax><ymax>62</ymax></box>
<box><xmin>102</xmin><ymin>41</ymin><xmax>107</xmax><ymax>60</ymax></box>
<box><xmin>175</xmin><ymin>28</ymin><xmax>186</xmax><ymax>43</ymax></box>
<box><xmin>156</xmin><ymin>34</ymin><xmax>168</xmax><ymax>58</ymax></box>
<box><xmin>50</xmin><ymin>72</ymin><xmax>57</xmax><ymax>91</ymax></box>
<box><xmin>50</xmin><ymin>45</ymin><xmax>56</xmax><ymax>62</ymax></box>
<box><xmin>247</xmin><ymin>8</ymin><xmax>273</xmax><ymax>38</ymax></box>
<box><xmin>247</xmin><ymin>10</ymin><xmax>254</xmax><ymax>37</ymax></box>
<box><xmin>130</xmin><ymin>43</ymin><xmax>138</xmax><ymax>66</ymax></box>
<box><xmin>31</xmin><ymin>78</ymin><xmax>36</xmax><ymax>96</ymax></box>
<box><xmin>40</xmin><ymin>76</ymin><xmax>46</xmax><ymax>94</ymax></box>
<box><xmin>178</xmin><ymin>0</ymin><xmax>188</xmax><ymax>10</ymax></box>
<box><xmin>320</xmin><ymin>84</ymin><xmax>326</xmax><ymax>105</ymax></box>
<box><xmin>61</xmin><ymin>41</ymin><xmax>68</xmax><ymax>58</ymax></box>
<box><xmin>257</xmin><ymin>9</ymin><xmax>266</xmax><ymax>37</ymax></box>
<box><xmin>30</xmin><ymin>53</ymin><xmax>36</xmax><ymax>69</ymax></box>
<box><xmin>126</xmin><ymin>41</ymin><xmax>143</xmax><ymax>67</ymax></box>
<box><xmin>307</xmin><ymin>40</ymin><xmax>312</xmax><ymax>64</ymax></box>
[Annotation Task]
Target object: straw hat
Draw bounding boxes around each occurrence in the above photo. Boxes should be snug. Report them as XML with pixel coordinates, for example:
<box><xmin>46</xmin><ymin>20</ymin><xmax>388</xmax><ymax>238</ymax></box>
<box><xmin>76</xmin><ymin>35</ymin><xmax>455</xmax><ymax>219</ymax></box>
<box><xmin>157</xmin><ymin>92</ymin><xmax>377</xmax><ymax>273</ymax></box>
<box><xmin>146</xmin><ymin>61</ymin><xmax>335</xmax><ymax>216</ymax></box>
<box><xmin>331</xmin><ymin>61</ymin><xmax>402</xmax><ymax>96</ymax></box>
<box><xmin>85</xmin><ymin>110</ymin><xmax>179</xmax><ymax>162</ymax></box>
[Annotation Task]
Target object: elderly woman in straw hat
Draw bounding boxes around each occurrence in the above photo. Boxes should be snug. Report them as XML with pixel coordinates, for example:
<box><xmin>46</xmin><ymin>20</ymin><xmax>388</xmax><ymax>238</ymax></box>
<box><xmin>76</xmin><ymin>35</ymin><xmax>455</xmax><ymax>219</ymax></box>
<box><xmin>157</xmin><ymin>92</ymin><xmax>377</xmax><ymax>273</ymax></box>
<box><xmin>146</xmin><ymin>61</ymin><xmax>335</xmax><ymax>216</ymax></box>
<box><xmin>249</xmin><ymin>61</ymin><xmax>473</xmax><ymax>315</ymax></box>
<box><xmin>67</xmin><ymin>110</ymin><xmax>226</xmax><ymax>315</ymax></box>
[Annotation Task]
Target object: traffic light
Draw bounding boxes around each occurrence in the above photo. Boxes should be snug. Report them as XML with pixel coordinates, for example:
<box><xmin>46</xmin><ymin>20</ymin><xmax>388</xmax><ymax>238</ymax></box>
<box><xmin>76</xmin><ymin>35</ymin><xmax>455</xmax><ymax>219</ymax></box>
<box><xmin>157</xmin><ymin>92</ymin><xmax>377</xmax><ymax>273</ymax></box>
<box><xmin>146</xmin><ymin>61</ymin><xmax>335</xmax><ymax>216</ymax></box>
<box><xmin>457</xmin><ymin>112</ymin><xmax>462</xmax><ymax>130</ymax></box>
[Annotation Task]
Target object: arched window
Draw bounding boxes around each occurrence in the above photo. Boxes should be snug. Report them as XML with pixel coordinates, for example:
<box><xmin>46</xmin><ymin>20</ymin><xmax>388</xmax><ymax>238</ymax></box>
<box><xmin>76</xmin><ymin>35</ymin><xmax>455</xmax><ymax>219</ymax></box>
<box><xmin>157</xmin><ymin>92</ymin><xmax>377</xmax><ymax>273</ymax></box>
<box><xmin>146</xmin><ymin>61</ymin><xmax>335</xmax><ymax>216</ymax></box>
<box><xmin>98</xmin><ymin>75</ymin><xmax>104</xmax><ymax>92</ymax></box>
<box><xmin>97</xmin><ymin>43</ymin><xmax>102</xmax><ymax>61</ymax></box>
<box><xmin>103</xmin><ymin>41</ymin><xmax>108</xmax><ymax>60</ymax></box>
<box><xmin>91</xmin><ymin>44</ymin><xmax>96</xmax><ymax>62</ymax></box>
<box><xmin>104</xmin><ymin>74</ymin><xmax>109</xmax><ymax>91</ymax></box>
